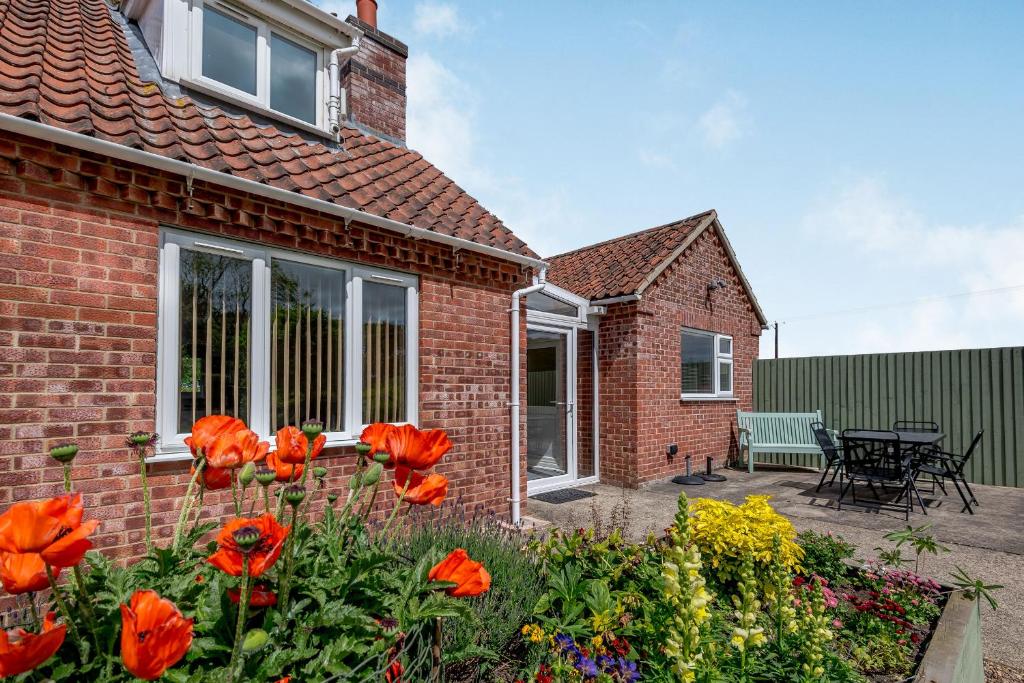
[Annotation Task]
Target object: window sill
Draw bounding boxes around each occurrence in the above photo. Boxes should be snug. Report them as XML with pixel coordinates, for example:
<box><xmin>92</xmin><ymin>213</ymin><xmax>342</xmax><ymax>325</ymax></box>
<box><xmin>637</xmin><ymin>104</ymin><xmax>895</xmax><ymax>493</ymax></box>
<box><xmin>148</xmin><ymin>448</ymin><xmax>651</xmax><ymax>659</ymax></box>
<box><xmin>149</xmin><ymin>436</ymin><xmax>360</xmax><ymax>463</ymax></box>
<box><xmin>179</xmin><ymin>77</ymin><xmax>336</xmax><ymax>141</ymax></box>
<box><xmin>679</xmin><ymin>396</ymin><xmax>738</xmax><ymax>402</ymax></box>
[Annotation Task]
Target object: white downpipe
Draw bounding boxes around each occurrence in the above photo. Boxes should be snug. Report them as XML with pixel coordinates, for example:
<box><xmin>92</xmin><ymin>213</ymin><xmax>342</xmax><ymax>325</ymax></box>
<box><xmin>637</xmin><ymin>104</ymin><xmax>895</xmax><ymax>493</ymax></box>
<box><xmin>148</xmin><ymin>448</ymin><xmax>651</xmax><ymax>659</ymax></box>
<box><xmin>510</xmin><ymin>269</ymin><xmax>547</xmax><ymax>526</ymax></box>
<box><xmin>328</xmin><ymin>37</ymin><xmax>362</xmax><ymax>135</ymax></box>
<box><xmin>0</xmin><ymin>113</ymin><xmax>547</xmax><ymax>271</ymax></box>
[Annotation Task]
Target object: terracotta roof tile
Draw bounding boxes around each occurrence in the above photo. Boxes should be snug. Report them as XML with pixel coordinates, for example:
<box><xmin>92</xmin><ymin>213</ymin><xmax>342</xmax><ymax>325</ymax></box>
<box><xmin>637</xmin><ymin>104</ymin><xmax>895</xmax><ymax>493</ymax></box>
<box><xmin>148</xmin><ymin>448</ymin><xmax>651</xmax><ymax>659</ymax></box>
<box><xmin>0</xmin><ymin>0</ymin><xmax>538</xmax><ymax>260</ymax></box>
<box><xmin>546</xmin><ymin>210</ymin><xmax>716</xmax><ymax>300</ymax></box>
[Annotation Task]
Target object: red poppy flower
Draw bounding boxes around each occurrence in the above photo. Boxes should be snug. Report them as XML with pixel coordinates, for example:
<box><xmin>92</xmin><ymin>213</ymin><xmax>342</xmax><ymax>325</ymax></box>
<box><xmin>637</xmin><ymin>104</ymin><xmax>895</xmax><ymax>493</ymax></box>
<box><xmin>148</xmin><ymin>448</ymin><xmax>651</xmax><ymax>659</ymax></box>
<box><xmin>266</xmin><ymin>451</ymin><xmax>303</xmax><ymax>482</ymax></box>
<box><xmin>275</xmin><ymin>426</ymin><xmax>327</xmax><ymax>465</ymax></box>
<box><xmin>184</xmin><ymin>415</ymin><xmax>247</xmax><ymax>458</ymax></box>
<box><xmin>120</xmin><ymin>589</ymin><xmax>193</xmax><ymax>681</ymax></box>
<box><xmin>228</xmin><ymin>584</ymin><xmax>277</xmax><ymax>607</ymax></box>
<box><xmin>385</xmin><ymin>658</ymin><xmax>403</xmax><ymax>683</ymax></box>
<box><xmin>207</xmin><ymin>514</ymin><xmax>290</xmax><ymax>578</ymax></box>
<box><xmin>428</xmin><ymin>548</ymin><xmax>491</xmax><ymax>597</ymax></box>
<box><xmin>193</xmin><ymin>463</ymin><xmax>231</xmax><ymax>490</ymax></box>
<box><xmin>205</xmin><ymin>428</ymin><xmax>269</xmax><ymax>470</ymax></box>
<box><xmin>0</xmin><ymin>494</ymin><xmax>98</xmax><ymax>586</ymax></box>
<box><xmin>0</xmin><ymin>552</ymin><xmax>53</xmax><ymax>594</ymax></box>
<box><xmin>360</xmin><ymin>423</ymin><xmax>396</xmax><ymax>463</ymax></box>
<box><xmin>386</xmin><ymin>424</ymin><xmax>452</xmax><ymax>471</ymax></box>
<box><xmin>0</xmin><ymin>612</ymin><xmax>66</xmax><ymax>678</ymax></box>
<box><xmin>393</xmin><ymin>466</ymin><xmax>448</xmax><ymax>507</ymax></box>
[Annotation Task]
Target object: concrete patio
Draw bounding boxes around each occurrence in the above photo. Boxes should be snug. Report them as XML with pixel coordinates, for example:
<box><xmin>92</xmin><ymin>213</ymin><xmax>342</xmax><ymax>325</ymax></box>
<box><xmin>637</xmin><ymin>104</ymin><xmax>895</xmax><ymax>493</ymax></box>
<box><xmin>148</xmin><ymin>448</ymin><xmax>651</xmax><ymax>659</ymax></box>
<box><xmin>525</xmin><ymin>467</ymin><xmax>1024</xmax><ymax>673</ymax></box>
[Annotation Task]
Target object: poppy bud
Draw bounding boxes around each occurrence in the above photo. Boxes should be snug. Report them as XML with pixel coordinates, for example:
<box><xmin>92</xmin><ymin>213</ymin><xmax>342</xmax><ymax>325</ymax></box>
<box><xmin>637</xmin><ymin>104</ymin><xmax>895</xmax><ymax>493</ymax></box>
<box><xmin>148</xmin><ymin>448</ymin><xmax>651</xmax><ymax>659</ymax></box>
<box><xmin>301</xmin><ymin>420</ymin><xmax>324</xmax><ymax>440</ymax></box>
<box><xmin>327</xmin><ymin>493</ymin><xmax>339</xmax><ymax>504</ymax></box>
<box><xmin>354</xmin><ymin>441</ymin><xmax>372</xmax><ymax>456</ymax></box>
<box><xmin>372</xmin><ymin>452</ymin><xmax>391</xmax><ymax>464</ymax></box>
<box><xmin>232</xmin><ymin>525</ymin><xmax>262</xmax><ymax>552</ymax></box>
<box><xmin>313</xmin><ymin>466</ymin><xmax>328</xmax><ymax>480</ymax></box>
<box><xmin>239</xmin><ymin>462</ymin><xmax>256</xmax><ymax>487</ymax></box>
<box><xmin>242</xmin><ymin>628</ymin><xmax>269</xmax><ymax>653</ymax></box>
<box><xmin>49</xmin><ymin>443</ymin><xmax>79</xmax><ymax>463</ymax></box>
<box><xmin>363</xmin><ymin>462</ymin><xmax>383</xmax><ymax>486</ymax></box>
<box><xmin>255</xmin><ymin>467</ymin><xmax>276</xmax><ymax>486</ymax></box>
<box><xmin>127</xmin><ymin>431</ymin><xmax>158</xmax><ymax>448</ymax></box>
<box><xmin>283</xmin><ymin>484</ymin><xmax>306</xmax><ymax>507</ymax></box>
<box><xmin>349</xmin><ymin>471</ymin><xmax>363</xmax><ymax>490</ymax></box>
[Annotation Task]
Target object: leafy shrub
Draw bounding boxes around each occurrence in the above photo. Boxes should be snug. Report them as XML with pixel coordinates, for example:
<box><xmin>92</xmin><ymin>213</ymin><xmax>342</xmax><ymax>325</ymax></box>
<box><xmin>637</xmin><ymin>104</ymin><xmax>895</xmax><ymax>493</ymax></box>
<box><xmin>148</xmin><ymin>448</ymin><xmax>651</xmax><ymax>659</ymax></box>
<box><xmin>689</xmin><ymin>495</ymin><xmax>803</xmax><ymax>585</ymax></box>
<box><xmin>798</xmin><ymin>530</ymin><xmax>856</xmax><ymax>584</ymax></box>
<box><xmin>389</xmin><ymin>502</ymin><xmax>545</xmax><ymax>681</ymax></box>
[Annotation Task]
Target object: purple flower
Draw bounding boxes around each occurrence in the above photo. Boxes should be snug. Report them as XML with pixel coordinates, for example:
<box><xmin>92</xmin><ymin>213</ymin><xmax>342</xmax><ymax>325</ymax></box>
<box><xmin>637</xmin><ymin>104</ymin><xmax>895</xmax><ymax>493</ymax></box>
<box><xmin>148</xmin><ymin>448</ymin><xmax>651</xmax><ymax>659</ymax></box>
<box><xmin>575</xmin><ymin>656</ymin><xmax>599</xmax><ymax>678</ymax></box>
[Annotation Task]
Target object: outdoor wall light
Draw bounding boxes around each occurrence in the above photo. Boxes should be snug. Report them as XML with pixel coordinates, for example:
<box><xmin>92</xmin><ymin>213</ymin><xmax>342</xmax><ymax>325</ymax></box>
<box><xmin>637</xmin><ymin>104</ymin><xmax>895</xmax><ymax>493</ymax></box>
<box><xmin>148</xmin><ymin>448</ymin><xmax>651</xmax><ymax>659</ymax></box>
<box><xmin>706</xmin><ymin>277</ymin><xmax>728</xmax><ymax>292</ymax></box>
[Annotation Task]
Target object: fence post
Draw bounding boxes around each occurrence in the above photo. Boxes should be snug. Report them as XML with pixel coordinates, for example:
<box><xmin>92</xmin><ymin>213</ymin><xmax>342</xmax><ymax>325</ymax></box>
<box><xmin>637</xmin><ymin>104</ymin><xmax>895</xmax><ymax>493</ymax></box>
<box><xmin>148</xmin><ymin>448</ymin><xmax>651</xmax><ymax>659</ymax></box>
<box><xmin>430</xmin><ymin>616</ymin><xmax>442</xmax><ymax>681</ymax></box>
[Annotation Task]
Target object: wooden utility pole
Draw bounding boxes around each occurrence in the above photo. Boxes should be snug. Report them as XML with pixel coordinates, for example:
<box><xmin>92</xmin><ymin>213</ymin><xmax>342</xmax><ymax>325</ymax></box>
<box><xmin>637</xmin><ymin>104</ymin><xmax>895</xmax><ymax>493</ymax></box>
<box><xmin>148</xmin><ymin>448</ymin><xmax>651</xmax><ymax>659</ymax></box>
<box><xmin>773</xmin><ymin>322</ymin><xmax>779</xmax><ymax>359</ymax></box>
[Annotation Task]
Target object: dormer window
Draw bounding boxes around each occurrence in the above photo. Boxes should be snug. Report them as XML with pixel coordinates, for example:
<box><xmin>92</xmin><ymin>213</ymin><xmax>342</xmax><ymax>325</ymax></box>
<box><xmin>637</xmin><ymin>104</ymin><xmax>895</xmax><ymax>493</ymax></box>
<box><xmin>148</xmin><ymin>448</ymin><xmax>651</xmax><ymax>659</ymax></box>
<box><xmin>188</xmin><ymin>0</ymin><xmax>326</xmax><ymax>129</ymax></box>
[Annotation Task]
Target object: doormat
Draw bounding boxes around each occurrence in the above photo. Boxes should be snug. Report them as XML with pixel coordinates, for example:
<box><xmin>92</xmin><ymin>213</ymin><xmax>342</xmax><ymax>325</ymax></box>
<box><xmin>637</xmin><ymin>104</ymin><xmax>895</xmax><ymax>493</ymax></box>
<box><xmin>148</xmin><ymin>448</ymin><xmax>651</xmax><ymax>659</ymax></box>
<box><xmin>530</xmin><ymin>488</ymin><xmax>597</xmax><ymax>504</ymax></box>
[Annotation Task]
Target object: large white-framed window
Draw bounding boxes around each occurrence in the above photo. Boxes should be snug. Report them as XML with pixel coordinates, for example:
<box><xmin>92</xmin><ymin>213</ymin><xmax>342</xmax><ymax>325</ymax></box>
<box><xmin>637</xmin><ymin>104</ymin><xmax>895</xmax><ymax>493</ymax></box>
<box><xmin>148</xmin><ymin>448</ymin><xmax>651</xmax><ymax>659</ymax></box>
<box><xmin>680</xmin><ymin>328</ymin><xmax>734</xmax><ymax>399</ymax></box>
<box><xmin>187</xmin><ymin>0</ymin><xmax>327</xmax><ymax>130</ymax></box>
<box><xmin>155</xmin><ymin>228</ymin><xmax>418</xmax><ymax>459</ymax></box>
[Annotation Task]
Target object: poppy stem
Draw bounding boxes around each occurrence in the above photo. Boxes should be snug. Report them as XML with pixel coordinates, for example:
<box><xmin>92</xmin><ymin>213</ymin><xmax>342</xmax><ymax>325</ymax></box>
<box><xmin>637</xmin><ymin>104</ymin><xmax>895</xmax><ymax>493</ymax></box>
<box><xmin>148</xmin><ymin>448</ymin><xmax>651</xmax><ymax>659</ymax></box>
<box><xmin>138</xmin><ymin>453</ymin><xmax>153</xmax><ymax>554</ymax></box>
<box><xmin>277</xmin><ymin>504</ymin><xmax>300</xmax><ymax>613</ymax></box>
<box><xmin>45</xmin><ymin>565</ymin><xmax>85</xmax><ymax>662</ymax></box>
<box><xmin>227</xmin><ymin>558</ymin><xmax>251</xmax><ymax>683</ymax></box>
<box><xmin>357</xmin><ymin>478</ymin><xmax>381</xmax><ymax>522</ymax></box>
<box><xmin>379</xmin><ymin>477</ymin><xmax>412</xmax><ymax>540</ymax></box>
<box><xmin>172</xmin><ymin>460</ymin><xmax>205</xmax><ymax>554</ymax></box>
<box><xmin>263</xmin><ymin>487</ymin><xmax>271</xmax><ymax>515</ymax></box>
<box><xmin>27</xmin><ymin>592</ymin><xmax>40</xmax><ymax>629</ymax></box>
<box><xmin>62</xmin><ymin>462</ymin><xmax>72</xmax><ymax>493</ymax></box>
<box><xmin>230</xmin><ymin>472</ymin><xmax>242</xmax><ymax>517</ymax></box>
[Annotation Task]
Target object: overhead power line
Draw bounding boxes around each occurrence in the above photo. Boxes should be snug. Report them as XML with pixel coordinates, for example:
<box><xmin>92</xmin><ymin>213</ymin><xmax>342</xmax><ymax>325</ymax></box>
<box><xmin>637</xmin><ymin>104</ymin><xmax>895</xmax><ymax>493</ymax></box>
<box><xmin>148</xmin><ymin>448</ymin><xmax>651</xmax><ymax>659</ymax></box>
<box><xmin>774</xmin><ymin>283</ymin><xmax>1024</xmax><ymax>325</ymax></box>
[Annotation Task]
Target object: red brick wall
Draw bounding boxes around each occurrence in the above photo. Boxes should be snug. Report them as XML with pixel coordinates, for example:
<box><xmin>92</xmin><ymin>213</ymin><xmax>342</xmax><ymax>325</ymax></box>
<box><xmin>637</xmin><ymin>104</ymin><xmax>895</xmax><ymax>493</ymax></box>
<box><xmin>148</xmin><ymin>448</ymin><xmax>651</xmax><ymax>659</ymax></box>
<box><xmin>0</xmin><ymin>132</ymin><xmax>526</xmax><ymax>558</ymax></box>
<box><xmin>342</xmin><ymin>17</ymin><xmax>407</xmax><ymax>143</ymax></box>
<box><xmin>597</xmin><ymin>227</ymin><xmax>762</xmax><ymax>487</ymax></box>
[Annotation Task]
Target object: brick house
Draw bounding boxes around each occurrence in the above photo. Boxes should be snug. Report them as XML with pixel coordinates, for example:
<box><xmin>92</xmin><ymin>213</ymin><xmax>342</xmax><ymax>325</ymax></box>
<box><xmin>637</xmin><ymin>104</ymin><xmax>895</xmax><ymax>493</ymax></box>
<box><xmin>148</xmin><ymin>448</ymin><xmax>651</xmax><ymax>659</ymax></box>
<box><xmin>0</xmin><ymin>0</ymin><xmax>764</xmax><ymax>552</ymax></box>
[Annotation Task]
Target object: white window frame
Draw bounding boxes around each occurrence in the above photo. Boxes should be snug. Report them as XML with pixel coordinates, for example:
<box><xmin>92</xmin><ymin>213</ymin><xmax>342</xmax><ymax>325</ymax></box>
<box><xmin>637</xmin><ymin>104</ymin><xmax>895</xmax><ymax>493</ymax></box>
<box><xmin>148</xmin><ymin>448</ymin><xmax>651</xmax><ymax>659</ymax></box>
<box><xmin>680</xmin><ymin>327</ymin><xmax>734</xmax><ymax>400</ymax></box>
<box><xmin>155</xmin><ymin>228</ymin><xmax>418</xmax><ymax>460</ymax></box>
<box><xmin>186</xmin><ymin>0</ymin><xmax>328</xmax><ymax>133</ymax></box>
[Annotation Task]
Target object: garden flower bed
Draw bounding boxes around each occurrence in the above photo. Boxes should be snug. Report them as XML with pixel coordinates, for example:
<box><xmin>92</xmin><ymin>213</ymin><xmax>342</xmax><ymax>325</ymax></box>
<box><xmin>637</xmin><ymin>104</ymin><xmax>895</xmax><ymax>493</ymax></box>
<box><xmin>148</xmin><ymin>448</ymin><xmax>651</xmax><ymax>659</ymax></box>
<box><xmin>0</xmin><ymin>423</ymin><xmax>987</xmax><ymax>682</ymax></box>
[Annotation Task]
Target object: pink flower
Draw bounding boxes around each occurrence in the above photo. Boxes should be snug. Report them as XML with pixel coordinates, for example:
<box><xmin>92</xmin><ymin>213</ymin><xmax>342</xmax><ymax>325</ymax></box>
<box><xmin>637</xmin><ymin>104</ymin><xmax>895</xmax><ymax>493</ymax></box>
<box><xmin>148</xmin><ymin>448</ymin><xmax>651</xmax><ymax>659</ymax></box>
<box><xmin>832</xmin><ymin>619</ymin><xmax>843</xmax><ymax>629</ymax></box>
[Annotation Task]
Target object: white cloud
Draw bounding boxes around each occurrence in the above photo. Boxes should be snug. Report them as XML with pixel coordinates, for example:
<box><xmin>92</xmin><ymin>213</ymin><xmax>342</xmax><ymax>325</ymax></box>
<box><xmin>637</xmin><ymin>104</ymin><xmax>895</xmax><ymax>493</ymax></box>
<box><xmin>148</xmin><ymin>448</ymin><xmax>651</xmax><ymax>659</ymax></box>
<box><xmin>776</xmin><ymin>178</ymin><xmax>1024</xmax><ymax>357</ymax></box>
<box><xmin>697</xmin><ymin>91</ymin><xmax>747</xmax><ymax>149</ymax></box>
<box><xmin>413</xmin><ymin>1</ymin><xmax>464</xmax><ymax>38</ymax></box>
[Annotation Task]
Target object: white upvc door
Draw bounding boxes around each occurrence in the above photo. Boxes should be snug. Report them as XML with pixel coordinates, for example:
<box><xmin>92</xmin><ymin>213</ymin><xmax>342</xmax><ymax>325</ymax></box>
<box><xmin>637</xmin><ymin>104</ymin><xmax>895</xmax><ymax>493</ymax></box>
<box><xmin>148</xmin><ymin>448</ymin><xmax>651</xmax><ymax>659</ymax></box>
<box><xmin>526</xmin><ymin>323</ymin><xmax>578</xmax><ymax>495</ymax></box>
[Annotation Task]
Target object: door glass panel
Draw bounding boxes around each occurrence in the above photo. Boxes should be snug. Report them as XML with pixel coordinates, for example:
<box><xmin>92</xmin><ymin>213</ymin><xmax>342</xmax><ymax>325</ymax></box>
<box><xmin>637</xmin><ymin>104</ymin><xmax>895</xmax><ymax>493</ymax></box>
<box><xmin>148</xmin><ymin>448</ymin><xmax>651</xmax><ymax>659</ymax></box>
<box><xmin>178</xmin><ymin>249</ymin><xmax>252</xmax><ymax>433</ymax></box>
<box><xmin>270</xmin><ymin>261</ymin><xmax>345</xmax><ymax>433</ymax></box>
<box><xmin>526</xmin><ymin>330</ymin><xmax>567</xmax><ymax>481</ymax></box>
<box><xmin>576</xmin><ymin>329</ymin><xmax>595</xmax><ymax>479</ymax></box>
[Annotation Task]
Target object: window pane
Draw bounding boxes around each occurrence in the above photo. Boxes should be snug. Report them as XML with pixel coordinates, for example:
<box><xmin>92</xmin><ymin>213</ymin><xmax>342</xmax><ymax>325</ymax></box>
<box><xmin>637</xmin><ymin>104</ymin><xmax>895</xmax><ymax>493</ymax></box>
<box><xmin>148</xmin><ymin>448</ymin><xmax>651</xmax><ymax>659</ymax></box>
<box><xmin>203</xmin><ymin>6</ymin><xmax>257</xmax><ymax>95</ymax></box>
<box><xmin>719</xmin><ymin>336</ymin><xmax>732</xmax><ymax>355</ymax></box>
<box><xmin>719</xmin><ymin>360</ymin><xmax>733</xmax><ymax>394</ymax></box>
<box><xmin>525</xmin><ymin>291</ymin><xmax>578</xmax><ymax>317</ymax></box>
<box><xmin>178</xmin><ymin>249</ymin><xmax>251</xmax><ymax>433</ymax></box>
<box><xmin>270</xmin><ymin>33</ymin><xmax>317</xmax><ymax>124</ymax></box>
<box><xmin>681</xmin><ymin>331</ymin><xmax>714</xmax><ymax>394</ymax></box>
<box><xmin>363</xmin><ymin>282</ymin><xmax>407</xmax><ymax>424</ymax></box>
<box><xmin>271</xmin><ymin>261</ymin><xmax>345</xmax><ymax>433</ymax></box>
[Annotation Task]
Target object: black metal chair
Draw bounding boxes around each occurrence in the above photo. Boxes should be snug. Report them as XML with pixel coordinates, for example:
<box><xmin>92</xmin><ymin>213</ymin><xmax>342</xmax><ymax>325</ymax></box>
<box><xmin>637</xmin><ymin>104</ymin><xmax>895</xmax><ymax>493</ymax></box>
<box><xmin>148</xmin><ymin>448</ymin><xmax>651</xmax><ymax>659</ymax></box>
<box><xmin>839</xmin><ymin>430</ymin><xmax>926</xmax><ymax>521</ymax></box>
<box><xmin>915</xmin><ymin>430</ymin><xmax>983</xmax><ymax>514</ymax></box>
<box><xmin>893</xmin><ymin>420</ymin><xmax>940</xmax><ymax>433</ymax></box>
<box><xmin>810</xmin><ymin>421</ymin><xmax>842</xmax><ymax>492</ymax></box>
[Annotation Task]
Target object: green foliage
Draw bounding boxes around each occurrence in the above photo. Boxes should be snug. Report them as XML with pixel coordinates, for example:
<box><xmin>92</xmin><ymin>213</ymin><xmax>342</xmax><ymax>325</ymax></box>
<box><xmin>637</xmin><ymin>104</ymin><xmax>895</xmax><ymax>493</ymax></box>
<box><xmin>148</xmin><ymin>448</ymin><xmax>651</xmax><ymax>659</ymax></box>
<box><xmin>950</xmin><ymin>565</ymin><xmax>1002</xmax><ymax>610</ymax></box>
<box><xmin>797</xmin><ymin>530</ymin><xmax>856</xmax><ymax>584</ymax></box>
<box><xmin>881</xmin><ymin>524</ymin><xmax>950</xmax><ymax>573</ymax></box>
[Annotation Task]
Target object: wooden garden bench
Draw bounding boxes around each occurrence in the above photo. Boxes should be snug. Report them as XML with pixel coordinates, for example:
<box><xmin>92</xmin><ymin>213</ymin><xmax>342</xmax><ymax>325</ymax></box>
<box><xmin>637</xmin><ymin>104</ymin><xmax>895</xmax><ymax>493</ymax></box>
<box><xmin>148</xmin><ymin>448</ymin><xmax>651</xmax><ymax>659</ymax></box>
<box><xmin>736</xmin><ymin>410</ymin><xmax>835</xmax><ymax>473</ymax></box>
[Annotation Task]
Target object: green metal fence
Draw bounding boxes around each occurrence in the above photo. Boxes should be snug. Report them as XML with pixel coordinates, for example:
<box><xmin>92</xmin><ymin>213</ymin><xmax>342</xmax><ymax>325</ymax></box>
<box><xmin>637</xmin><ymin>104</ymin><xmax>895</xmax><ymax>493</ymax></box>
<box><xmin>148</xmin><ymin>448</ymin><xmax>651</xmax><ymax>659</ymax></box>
<box><xmin>753</xmin><ymin>347</ymin><xmax>1024</xmax><ymax>487</ymax></box>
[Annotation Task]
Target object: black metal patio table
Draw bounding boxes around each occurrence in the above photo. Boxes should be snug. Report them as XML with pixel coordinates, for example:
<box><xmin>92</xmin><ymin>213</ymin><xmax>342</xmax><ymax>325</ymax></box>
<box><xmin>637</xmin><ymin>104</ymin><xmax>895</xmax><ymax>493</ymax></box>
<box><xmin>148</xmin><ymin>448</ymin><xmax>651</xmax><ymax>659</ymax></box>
<box><xmin>838</xmin><ymin>430</ymin><xmax>945</xmax><ymax>519</ymax></box>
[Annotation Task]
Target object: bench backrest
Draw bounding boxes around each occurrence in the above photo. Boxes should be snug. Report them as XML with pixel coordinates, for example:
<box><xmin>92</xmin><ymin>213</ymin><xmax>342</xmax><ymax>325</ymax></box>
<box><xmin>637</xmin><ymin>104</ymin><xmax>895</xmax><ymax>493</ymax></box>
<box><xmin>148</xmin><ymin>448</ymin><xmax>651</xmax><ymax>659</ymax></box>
<box><xmin>737</xmin><ymin>411</ymin><xmax>823</xmax><ymax>446</ymax></box>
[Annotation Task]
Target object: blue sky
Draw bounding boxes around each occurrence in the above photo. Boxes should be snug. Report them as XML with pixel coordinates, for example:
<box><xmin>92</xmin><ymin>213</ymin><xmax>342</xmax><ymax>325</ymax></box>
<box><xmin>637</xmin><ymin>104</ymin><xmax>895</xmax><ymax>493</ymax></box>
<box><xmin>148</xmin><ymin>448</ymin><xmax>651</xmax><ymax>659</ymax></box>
<box><xmin>318</xmin><ymin>0</ymin><xmax>1024</xmax><ymax>358</ymax></box>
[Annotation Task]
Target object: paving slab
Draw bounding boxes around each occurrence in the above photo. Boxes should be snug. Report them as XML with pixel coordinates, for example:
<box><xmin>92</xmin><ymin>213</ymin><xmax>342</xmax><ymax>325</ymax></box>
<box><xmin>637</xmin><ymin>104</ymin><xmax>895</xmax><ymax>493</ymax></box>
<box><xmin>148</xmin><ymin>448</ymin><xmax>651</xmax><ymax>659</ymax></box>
<box><xmin>525</xmin><ymin>468</ymin><xmax>1024</xmax><ymax>670</ymax></box>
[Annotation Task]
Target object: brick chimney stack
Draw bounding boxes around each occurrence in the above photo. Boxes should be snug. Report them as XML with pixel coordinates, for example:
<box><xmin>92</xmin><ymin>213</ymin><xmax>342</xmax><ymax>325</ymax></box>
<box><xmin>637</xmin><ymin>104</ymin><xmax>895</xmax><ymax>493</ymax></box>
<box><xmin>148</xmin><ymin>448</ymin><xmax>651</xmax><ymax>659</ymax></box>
<box><xmin>343</xmin><ymin>3</ymin><xmax>407</xmax><ymax>144</ymax></box>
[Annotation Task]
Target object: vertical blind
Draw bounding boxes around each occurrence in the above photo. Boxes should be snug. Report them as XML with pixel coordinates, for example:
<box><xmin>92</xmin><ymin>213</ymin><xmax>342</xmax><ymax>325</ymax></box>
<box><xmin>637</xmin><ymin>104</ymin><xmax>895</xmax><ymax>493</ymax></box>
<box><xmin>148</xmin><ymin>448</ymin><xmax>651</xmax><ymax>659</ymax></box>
<box><xmin>177</xmin><ymin>249</ymin><xmax>252</xmax><ymax>434</ymax></box>
<box><xmin>362</xmin><ymin>282</ymin><xmax>407</xmax><ymax>424</ymax></box>
<box><xmin>681</xmin><ymin>331</ymin><xmax>714</xmax><ymax>394</ymax></box>
<box><xmin>270</xmin><ymin>261</ymin><xmax>345</xmax><ymax>433</ymax></box>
